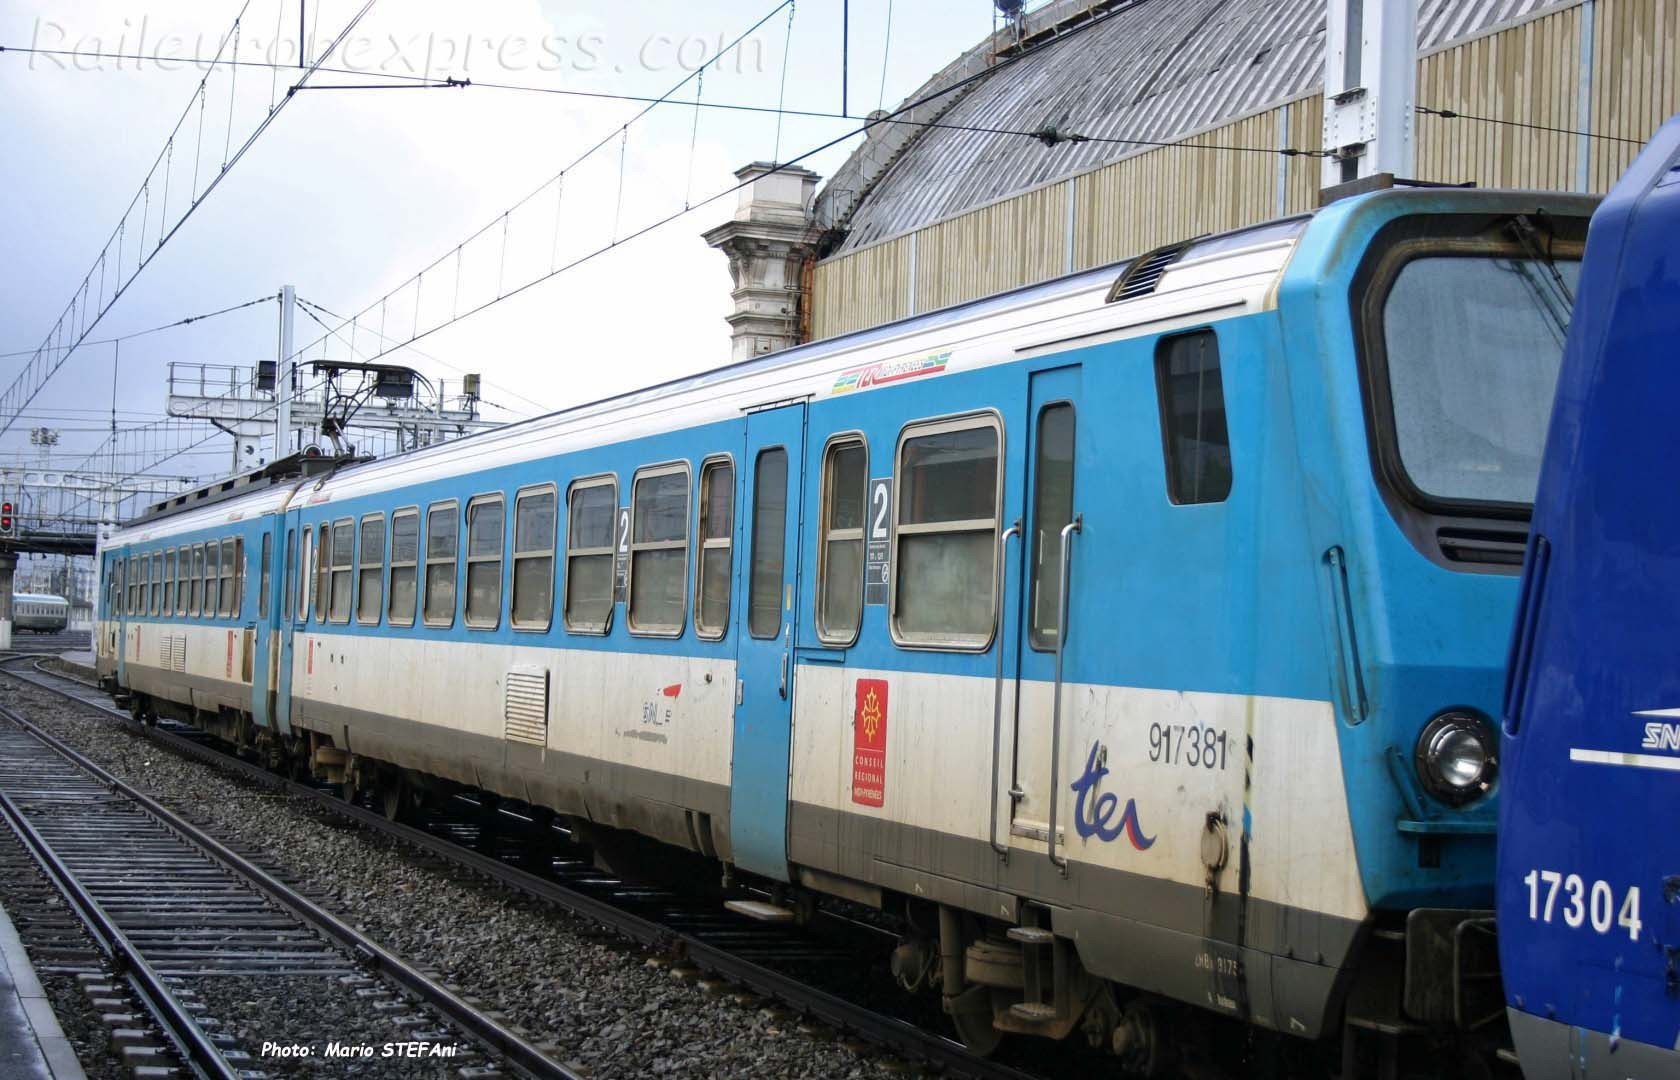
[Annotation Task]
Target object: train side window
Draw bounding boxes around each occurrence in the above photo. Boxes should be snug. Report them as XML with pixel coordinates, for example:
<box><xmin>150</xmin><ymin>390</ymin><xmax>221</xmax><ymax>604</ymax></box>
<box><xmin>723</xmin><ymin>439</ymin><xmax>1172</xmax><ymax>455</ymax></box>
<box><xmin>234</xmin><ymin>538</ymin><xmax>245</xmax><ymax>616</ymax></box>
<box><xmin>465</xmin><ymin>495</ymin><xmax>505</xmax><ymax>629</ymax></box>
<box><xmin>694</xmin><ymin>457</ymin><xmax>733</xmax><ymax>640</ymax></box>
<box><xmin>314</xmin><ymin>523</ymin><xmax>330</xmax><ymax>622</ymax></box>
<box><xmin>219</xmin><ymin>538</ymin><xmax>237</xmax><ymax>617</ymax></box>
<box><xmin>176</xmin><ymin>547</ymin><xmax>190</xmax><ymax>616</ymax></box>
<box><xmin>628</xmin><ymin>464</ymin><xmax>690</xmax><ymax>636</ymax></box>
<box><xmin>151</xmin><ymin>552</ymin><xmax>164</xmax><ymax>615</ymax></box>
<box><xmin>297</xmin><ymin>529</ymin><xmax>312</xmax><ymax>621</ymax></box>
<box><xmin>422</xmin><ymin>501</ymin><xmax>458</xmax><ymax>628</ymax></box>
<box><xmin>125</xmin><ymin>556</ymin><xmax>136</xmax><ymax>615</ymax></box>
<box><xmin>164</xmin><ymin>549</ymin><xmax>177</xmax><ymax>616</ymax></box>
<box><xmin>1029</xmin><ymin>403</ymin><xmax>1076</xmax><ymax>650</ymax></box>
<box><xmin>1154</xmin><ymin>329</ymin><xmax>1232</xmax><ymax>505</ymax></box>
<box><xmin>357</xmin><ymin>514</ymin><xmax>384</xmax><ymax>625</ymax></box>
<box><xmin>388</xmin><ymin>509</ymin><xmax>419</xmax><ymax>627</ymax></box>
<box><xmin>817</xmin><ymin>436</ymin><xmax>867</xmax><ymax>645</ymax></box>
<box><xmin>748</xmin><ymin>448</ymin><xmax>789</xmax><ymax>639</ymax></box>
<box><xmin>891</xmin><ymin>414</ymin><xmax>1003</xmax><ymax>649</ymax></box>
<box><xmin>328</xmin><ymin>518</ymin><xmax>354</xmax><ymax>624</ymax></box>
<box><xmin>564</xmin><ymin>477</ymin><xmax>616</xmax><ymax>634</ymax></box>
<box><xmin>511</xmin><ymin>486</ymin><xmax>556</xmax><ymax>631</ymax></box>
<box><xmin>259</xmin><ymin>534</ymin><xmax>272</xmax><ymax>620</ymax></box>
<box><xmin>191</xmin><ymin>545</ymin><xmax>205</xmax><ymax>617</ymax></box>
<box><xmin>205</xmin><ymin>540</ymin><xmax>221</xmax><ymax>619</ymax></box>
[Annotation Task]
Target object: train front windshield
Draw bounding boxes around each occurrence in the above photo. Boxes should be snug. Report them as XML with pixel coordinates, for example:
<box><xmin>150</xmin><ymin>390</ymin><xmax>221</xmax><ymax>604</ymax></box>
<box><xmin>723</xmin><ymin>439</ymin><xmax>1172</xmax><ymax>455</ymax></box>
<box><xmin>1378</xmin><ymin>251</ymin><xmax>1583</xmax><ymax>508</ymax></box>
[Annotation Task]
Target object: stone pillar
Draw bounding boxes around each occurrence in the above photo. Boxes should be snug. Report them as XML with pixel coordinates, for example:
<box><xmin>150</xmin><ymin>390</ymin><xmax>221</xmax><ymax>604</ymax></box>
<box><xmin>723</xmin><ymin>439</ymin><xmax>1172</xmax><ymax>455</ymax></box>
<box><xmin>703</xmin><ymin>163</ymin><xmax>822</xmax><ymax>363</ymax></box>
<box><xmin>0</xmin><ymin>553</ymin><xmax>14</xmax><ymax>651</ymax></box>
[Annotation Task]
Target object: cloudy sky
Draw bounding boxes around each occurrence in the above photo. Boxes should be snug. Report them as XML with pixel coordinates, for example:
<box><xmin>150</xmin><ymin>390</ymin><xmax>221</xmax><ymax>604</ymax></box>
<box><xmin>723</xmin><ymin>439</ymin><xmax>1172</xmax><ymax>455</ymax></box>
<box><xmin>0</xmin><ymin>0</ymin><xmax>994</xmax><ymax>479</ymax></box>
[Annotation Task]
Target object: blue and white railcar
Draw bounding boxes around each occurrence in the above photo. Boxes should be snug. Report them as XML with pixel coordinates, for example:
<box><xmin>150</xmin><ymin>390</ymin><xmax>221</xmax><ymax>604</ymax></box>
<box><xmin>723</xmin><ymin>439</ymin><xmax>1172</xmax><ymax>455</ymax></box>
<box><xmin>12</xmin><ymin>592</ymin><xmax>69</xmax><ymax>634</ymax></box>
<box><xmin>99</xmin><ymin>182</ymin><xmax>1595</xmax><ymax>1070</ymax></box>
<box><xmin>1498</xmin><ymin>115</ymin><xmax>1680</xmax><ymax>1079</ymax></box>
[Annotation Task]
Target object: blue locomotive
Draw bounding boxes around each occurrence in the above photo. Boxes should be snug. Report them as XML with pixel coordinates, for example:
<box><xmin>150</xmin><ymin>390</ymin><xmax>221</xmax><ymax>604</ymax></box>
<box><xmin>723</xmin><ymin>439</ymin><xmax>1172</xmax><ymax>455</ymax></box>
<box><xmin>97</xmin><ymin>179</ymin><xmax>1598</xmax><ymax>1072</ymax></box>
<box><xmin>1498</xmin><ymin>114</ymin><xmax>1680</xmax><ymax>1079</ymax></box>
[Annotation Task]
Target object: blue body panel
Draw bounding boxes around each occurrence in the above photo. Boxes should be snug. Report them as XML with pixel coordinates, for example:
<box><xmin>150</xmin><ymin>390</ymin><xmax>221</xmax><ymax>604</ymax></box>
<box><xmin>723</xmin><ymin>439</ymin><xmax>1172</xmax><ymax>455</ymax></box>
<box><xmin>1498</xmin><ymin>116</ymin><xmax>1680</xmax><ymax>1069</ymax></box>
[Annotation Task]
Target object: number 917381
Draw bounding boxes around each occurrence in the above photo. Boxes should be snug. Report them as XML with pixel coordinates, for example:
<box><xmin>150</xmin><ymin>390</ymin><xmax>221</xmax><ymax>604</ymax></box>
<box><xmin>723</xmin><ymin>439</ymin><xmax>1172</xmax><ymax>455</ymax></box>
<box><xmin>1148</xmin><ymin>723</ymin><xmax>1229</xmax><ymax>770</ymax></box>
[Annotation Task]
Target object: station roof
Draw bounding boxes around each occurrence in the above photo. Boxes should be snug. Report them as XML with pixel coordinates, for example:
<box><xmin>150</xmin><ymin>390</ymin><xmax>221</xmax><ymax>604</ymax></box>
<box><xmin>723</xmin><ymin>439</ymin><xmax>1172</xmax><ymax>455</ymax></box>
<box><xmin>814</xmin><ymin>0</ymin><xmax>1578</xmax><ymax>253</ymax></box>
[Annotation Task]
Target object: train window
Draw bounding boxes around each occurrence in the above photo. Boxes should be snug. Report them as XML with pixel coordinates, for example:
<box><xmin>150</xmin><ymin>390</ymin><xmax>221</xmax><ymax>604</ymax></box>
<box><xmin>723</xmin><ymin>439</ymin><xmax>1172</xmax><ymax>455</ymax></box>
<box><xmin>694</xmin><ymin>457</ymin><xmax>733</xmax><ymax>640</ymax></box>
<box><xmin>163</xmin><ymin>550</ymin><xmax>176</xmax><ymax>616</ymax></box>
<box><xmin>1029</xmin><ymin>403</ymin><xmax>1076</xmax><ymax>650</ymax></box>
<box><xmin>817</xmin><ymin>437</ymin><xmax>867</xmax><ymax>645</ymax></box>
<box><xmin>297</xmin><ymin>529</ymin><xmax>312</xmax><ymax>621</ymax></box>
<box><xmin>234</xmin><ymin>538</ymin><xmax>245</xmax><ymax>616</ymax></box>
<box><xmin>314</xmin><ymin>523</ymin><xmax>330</xmax><ymax>622</ymax></box>
<box><xmin>205</xmin><ymin>541</ymin><xmax>221</xmax><ymax>619</ymax></box>
<box><xmin>124</xmin><ymin>556</ymin><xmax>136</xmax><ymax>615</ymax></box>
<box><xmin>151</xmin><ymin>552</ymin><xmax>163</xmax><ymax>615</ymax></box>
<box><xmin>259</xmin><ymin>534</ymin><xmax>272</xmax><ymax>619</ymax></box>
<box><xmin>329</xmin><ymin>519</ymin><xmax>354</xmax><ymax>624</ymax></box>
<box><xmin>423</xmin><ymin>501</ymin><xmax>458</xmax><ymax>627</ymax></box>
<box><xmin>465</xmin><ymin>495</ymin><xmax>505</xmax><ymax>629</ymax></box>
<box><xmin>628</xmin><ymin>464</ymin><xmax>690</xmax><ymax>636</ymax></box>
<box><xmin>511</xmin><ymin>486</ymin><xmax>556</xmax><ymax>631</ymax></box>
<box><xmin>1154</xmin><ymin>330</ymin><xmax>1232</xmax><ymax>505</ymax></box>
<box><xmin>190</xmin><ymin>545</ymin><xmax>205</xmax><ymax>617</ymax></box>
<box><xmin>219</xmin><ymin>538</ymin><xmax>237</xmax><ymax>617</ymax></box>
<box><xmin>891</xmin><ymin>414</ymin><xmax>1002</xmax><ymax>649</ymax></box>
<box><xmin>176</xmin><ymin>547</ymin><xmax>190</xmax><ymax>616</ymax></box>
<box><xmin>748</xmin><ymin>448</ymin><xmax>788</xmax><ymax>640</ymax></box>
<box><xmin>564</xmin><ymin>478</ymin><xmax>616</xmax><ymax>634</ymax></box>
<box><xmin>388</xmin><ymin>509</ymin><xmax>418</xmax><ymax>627</ymax></box>
<box><xmin>357</xmin><ymin>515</ymin><xmax>384</xmax><ymax>625</ymax></box>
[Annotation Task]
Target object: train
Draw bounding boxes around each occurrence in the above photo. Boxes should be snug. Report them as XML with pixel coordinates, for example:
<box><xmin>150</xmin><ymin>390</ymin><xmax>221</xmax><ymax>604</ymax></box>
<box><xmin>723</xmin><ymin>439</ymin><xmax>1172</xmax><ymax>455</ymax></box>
<box><xmin>1497</xmin><ymin>115</ymin><xmax>1680</xmax><ymax>1077</ymax></box>
<box><xmin>13</xmin><ymin>592</ymin><xmax>70</xmax><ymax>635</ymax></box>
<box><xmin>96</xmin><ymin>179</ymin><xmax>1598</xmax><ymax>1075</ymax></box>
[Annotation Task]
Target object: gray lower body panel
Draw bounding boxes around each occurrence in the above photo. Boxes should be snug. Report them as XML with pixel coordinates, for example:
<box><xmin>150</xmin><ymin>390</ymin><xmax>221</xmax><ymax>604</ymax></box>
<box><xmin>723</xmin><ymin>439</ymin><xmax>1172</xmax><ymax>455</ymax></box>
<box><xmin>789</xmin><ymin>800</ymin><xmax>1361</xmax><ymax>1038</ymax></box>
<box><xmin>1509</xmin><ymin>1008</ymin><xmax>1680</xmax><ymax>1079</ymax></box>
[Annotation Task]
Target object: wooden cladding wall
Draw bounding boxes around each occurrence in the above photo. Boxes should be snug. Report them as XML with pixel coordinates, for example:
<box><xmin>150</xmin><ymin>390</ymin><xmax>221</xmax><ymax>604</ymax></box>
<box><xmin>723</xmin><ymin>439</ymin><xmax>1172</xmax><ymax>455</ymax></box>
<box><xmin>810</xmin><ymin>0</ymin><xmax>1673</xmax><ymax>341</ymax></box>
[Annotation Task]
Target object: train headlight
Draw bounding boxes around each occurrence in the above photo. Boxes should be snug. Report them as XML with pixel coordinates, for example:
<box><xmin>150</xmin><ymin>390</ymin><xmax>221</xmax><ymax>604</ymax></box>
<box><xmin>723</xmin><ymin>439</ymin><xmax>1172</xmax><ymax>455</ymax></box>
<box><xmin>1414</xmin><ymin>712</ymin><xmax>1498</xmax><ymax>805</ymax></box>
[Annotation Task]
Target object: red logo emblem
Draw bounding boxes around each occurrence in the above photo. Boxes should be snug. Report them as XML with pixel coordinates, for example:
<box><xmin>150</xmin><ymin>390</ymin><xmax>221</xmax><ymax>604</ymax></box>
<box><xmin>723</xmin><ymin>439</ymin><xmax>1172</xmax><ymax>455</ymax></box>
<box><xmin>851</xmin><ymin>679</ymin><xmax>889</xmax><ymax>807</ymax></box>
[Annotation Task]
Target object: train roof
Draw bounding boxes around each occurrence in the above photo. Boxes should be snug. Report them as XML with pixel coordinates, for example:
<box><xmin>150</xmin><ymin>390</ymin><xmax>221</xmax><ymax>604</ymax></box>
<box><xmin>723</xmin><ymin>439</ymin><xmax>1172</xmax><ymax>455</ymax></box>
<box><xmin>12</xmin><ymin>593</ymin><xmax>68</xmax><ymax>605</ymax></box>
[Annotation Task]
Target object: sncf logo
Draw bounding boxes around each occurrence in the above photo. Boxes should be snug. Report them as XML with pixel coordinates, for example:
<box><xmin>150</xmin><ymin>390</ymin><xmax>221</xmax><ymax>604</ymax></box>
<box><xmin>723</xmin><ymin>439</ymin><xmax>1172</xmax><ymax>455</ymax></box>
<box><xmin>1635</xmin><ymin>708</ymin><xmax>1680</xmax><ymax>753</ymax></box>
<box><xmin>1640</xmin><ymin>722</ymin><xmax>1680</xmax><ymax>752</ymax></box>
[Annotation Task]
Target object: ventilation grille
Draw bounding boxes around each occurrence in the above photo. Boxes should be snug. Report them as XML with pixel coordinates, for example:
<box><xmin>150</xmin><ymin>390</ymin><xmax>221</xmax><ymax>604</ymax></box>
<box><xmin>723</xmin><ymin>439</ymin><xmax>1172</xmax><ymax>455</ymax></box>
<box><xmin>504</xmin><ymin>666</ymin><xmax>550</xmax><ymax>746</ymax></box>
<box><xmin>156</xmin><ymin>634</ymin><xmax>187</xmax><ymax>672</ymax></box>
<box><xmin>1106</xmin><ymin>240</ymin><xmax>1193</xmax><ymax>303</ymax></box>
<box><xmin>172</xmin><ymin>635</ymin><xmax>186</xmax><ymax>672</ymax></box>
<box><xmin>1437</xmin><ymin>525</ymin><xmax>1528</xmax><ymax>567</ymax></box>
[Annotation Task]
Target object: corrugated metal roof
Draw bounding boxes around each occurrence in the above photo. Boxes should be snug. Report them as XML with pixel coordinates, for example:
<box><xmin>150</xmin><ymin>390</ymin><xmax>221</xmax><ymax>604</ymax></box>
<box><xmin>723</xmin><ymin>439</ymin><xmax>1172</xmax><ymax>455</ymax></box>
<box><xmin>817</xmin><ymin>0</ymin><xmax>1580</xmax><ymax>253</ymax></box>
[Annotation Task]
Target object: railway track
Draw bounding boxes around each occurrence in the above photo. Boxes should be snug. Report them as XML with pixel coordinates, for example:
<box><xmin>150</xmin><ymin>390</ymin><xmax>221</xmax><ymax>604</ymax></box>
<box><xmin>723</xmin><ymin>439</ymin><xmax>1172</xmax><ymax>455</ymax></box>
<box><xmin>0</xmin><ymin>663</ymin><xmax>583</xmax><ymax>1080</ymax></box>
<box><xmin>1</xmin><ymin>655</ymin><xmax>1055</xmax><ymax>1080</ymax></box>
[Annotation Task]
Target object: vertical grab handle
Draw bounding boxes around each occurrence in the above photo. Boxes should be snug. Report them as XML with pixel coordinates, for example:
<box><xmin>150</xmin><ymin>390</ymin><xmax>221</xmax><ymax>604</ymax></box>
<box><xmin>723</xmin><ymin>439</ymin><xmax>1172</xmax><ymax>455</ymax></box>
<box><xmin>989</xmin><ymin>521</ymin><xmax>1022</xmax><ymax>858</ymax></box>
<box><xmin>1047</xmin><ymin>514</ymin><xmax>1082</xmax><ymax>876</ymax></box>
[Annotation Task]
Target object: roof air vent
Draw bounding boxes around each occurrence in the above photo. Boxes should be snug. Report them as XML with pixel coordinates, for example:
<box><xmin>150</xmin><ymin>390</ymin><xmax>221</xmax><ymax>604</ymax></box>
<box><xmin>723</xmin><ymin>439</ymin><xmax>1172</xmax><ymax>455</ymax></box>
<box><xmin>1106</xmin><ymin>240</ymin><xmax>1194</xmax><ymax>303</ymax></box>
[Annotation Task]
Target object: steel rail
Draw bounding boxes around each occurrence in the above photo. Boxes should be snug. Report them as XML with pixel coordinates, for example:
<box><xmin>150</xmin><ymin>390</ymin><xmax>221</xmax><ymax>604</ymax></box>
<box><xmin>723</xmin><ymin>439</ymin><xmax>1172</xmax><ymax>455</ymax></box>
<box><xmin>0</xmin><ymin>775</ymin><xmax>236</xmax><ymax>1080</ymax></box>
<box><xmin>0</xmin><ymin>690</ymin><xmax>583</xmax><ymax>1080</ymax></box>
<box><xmin>4</xmin><ymin>657</ymin><xmax>1044</xmax><ymax>1080</ymax></box>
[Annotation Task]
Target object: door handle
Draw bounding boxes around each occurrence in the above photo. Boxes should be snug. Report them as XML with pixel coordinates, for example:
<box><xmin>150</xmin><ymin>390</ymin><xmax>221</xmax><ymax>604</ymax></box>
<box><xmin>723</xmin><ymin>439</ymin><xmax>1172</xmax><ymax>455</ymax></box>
<box><xmin>989</xmin><ymin>521</ymin><xmax>1021</xmax><ymax>857</ymax></box>
<box><xmin>1047</xmin><ymin>513</ymin><xmax>1082</xmax><ymax>876</ymax></box>
<box><xmin>778</xmin><ymin>652</ymin><xmax>789</xmax><ymax>699</ymax></box>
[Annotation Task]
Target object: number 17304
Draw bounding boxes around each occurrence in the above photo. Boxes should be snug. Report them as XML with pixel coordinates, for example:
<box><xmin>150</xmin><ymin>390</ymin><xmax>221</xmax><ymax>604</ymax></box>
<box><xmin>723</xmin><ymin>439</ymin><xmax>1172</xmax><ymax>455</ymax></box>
<box><xmin>1521</xmin><ymin>869</ymin><xmax>1642</xmax><ymax>940</ymax></box>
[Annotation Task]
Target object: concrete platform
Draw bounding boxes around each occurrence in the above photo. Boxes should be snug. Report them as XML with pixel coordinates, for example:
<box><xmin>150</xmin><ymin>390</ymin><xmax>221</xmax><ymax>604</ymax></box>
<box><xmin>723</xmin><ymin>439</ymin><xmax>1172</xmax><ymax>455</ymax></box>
<box><xmin>0</xmin><ymin>901</ymin><xmax>87</xmax><ymax>1080</ymax></box>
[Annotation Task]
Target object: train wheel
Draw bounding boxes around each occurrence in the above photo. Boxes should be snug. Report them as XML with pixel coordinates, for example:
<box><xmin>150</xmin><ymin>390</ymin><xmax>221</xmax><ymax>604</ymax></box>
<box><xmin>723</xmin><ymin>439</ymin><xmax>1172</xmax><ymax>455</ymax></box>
<box><xmin>380</xmin><ymin>774</ymin><xmax>411</xmax><ymax>823</ymax></box>
<box><xmin>948</xmin><ymin>985</ymin><xmax>1004</xmax><ymax>1057</ymax></box>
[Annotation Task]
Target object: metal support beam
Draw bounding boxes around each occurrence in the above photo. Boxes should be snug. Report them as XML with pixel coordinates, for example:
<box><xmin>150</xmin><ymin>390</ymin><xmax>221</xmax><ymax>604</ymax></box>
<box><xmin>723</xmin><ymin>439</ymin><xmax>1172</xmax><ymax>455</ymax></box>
<box><xmin>1323</xmin><ymin>0</ymin><xmax>1417</xmax><ymax>186</ymax></box>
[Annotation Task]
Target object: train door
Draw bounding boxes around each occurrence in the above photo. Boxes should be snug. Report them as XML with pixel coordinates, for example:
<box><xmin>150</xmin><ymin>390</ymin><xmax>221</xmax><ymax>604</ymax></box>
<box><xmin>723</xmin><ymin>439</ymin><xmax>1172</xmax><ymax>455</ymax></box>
<box><xmin>274</xmin><ymin>522</ymin><xmax>301</xmax><ymax>735</ymax></box>
<box><xmin>250</xmin><ymin>525</ymin><xmax>285</xmax><ymax>733</ymax></box>
<box><xmin>728</xmin><ymin>402</ymin><xmax>808</xmax><ymax>882</ymax></box>
<box><xmin>115</xmin><ymin>553</ymin><xmax>130</xmax><ymax>686</ymax></box>
<box><xmin>1006</xmin><ymin>366</ymin><xmax>1083</xmax><ymax>864</ymax></box>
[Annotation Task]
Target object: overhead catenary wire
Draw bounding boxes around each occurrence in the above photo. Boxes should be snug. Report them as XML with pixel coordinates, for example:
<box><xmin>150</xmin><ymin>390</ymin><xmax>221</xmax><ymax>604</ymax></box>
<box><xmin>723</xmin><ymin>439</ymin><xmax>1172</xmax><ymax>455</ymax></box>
<box><xmin>1415</xmin><ymin>105</ymin><xmax>1648</xmax><ymax>146</ymax></box>
<box><xmin>0</xmin><ymin>1</ymin><xmax>380</xmax><ymax>442</ymax></box>
<box><xmin>0</xmin><ymin>296</ymin><xmax>276</xmax><ymax>360</ymax></box>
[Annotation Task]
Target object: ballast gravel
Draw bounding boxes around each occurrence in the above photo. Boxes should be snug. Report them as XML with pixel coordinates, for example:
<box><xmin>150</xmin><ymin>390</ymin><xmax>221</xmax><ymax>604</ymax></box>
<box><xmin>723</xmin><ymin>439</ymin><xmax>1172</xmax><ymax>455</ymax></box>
<box><xmin>1</xmin><ymin>677</ymin><xmax>909</xmax><ymax>1079</ymax></box>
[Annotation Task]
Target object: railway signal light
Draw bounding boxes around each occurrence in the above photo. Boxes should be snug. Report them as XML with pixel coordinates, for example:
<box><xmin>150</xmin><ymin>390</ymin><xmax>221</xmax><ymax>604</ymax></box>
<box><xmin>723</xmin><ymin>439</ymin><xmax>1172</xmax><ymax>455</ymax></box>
<box><xmin>0</xmin><ymin>501</ymin><xmax>13</xmax><ymax>538</ymax></box>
